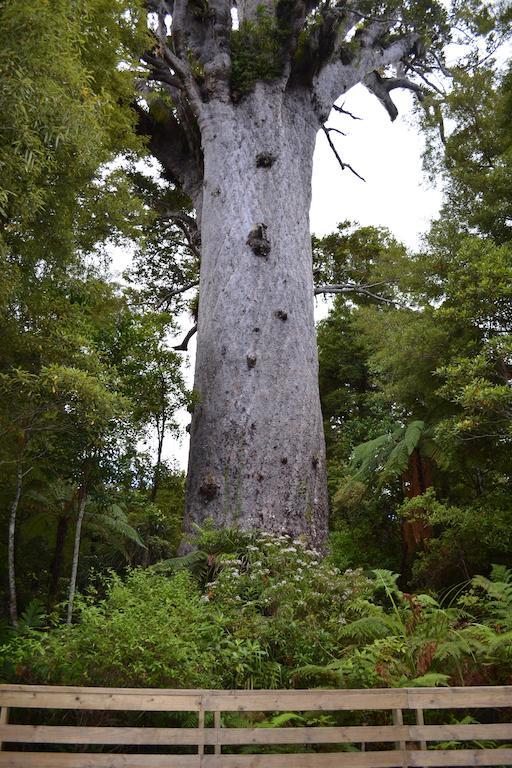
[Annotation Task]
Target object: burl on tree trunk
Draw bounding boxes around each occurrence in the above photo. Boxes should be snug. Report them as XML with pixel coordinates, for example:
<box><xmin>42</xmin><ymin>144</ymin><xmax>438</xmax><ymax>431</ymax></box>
<box><xmin>138</xmin><ymin>0</ymin><xmax>437</xmax><ymax>547</ymax></box>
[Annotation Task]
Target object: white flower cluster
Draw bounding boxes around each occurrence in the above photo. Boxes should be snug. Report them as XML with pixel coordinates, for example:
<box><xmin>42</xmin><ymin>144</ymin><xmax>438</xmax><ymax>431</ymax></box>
<box><xmin>199</xmin><ymin>532</ymin><xmax>370</xmax><ymax>613</ymax></box>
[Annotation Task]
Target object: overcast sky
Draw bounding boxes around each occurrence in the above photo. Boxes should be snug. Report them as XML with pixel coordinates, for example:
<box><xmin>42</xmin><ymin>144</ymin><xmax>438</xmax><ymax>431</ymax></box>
<box><xmin>133</xmin><ymin>84</ymin><xmax>444</xmax><ymax>471</ymax></box>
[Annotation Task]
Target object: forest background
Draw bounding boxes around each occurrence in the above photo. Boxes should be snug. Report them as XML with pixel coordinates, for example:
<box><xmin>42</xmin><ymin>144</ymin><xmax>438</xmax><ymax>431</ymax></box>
<box><xmin>0</xmin><ymin>0</ymin><xmax>512</xmax><ymax>692</ymax></box>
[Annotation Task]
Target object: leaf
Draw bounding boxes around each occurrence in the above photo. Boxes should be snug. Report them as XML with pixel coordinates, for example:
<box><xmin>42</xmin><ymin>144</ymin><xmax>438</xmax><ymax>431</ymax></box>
<box><xmin>404</xmin><ymin>672</ymin><xmax>450</xmax><ymax>687</ymax></box>
<box><xmin>404</xmin><ymin>421</ymin><xmax>425</xmax><ymax>455</ymax></box>
<box><xmin>258</xmin><ymin>713</ymin><xmax>306</xmax><ymax>728</ymax></box>
<box><xmin>90</xmin><ymin>510</ymin><xmax>145</xmax><ymax>548</ymax></box>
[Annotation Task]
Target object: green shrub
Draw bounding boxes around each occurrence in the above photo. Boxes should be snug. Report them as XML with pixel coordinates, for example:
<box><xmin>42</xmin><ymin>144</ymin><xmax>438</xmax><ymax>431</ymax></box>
<box><xmin>2</xmin><ymin>530</ymin><xmax>512</xmax><ymax>691</ymax></box>
<box><xmin>1</xmin><ymin>569</ymin><xmax>226</xmax><ymax>687</ymax></box>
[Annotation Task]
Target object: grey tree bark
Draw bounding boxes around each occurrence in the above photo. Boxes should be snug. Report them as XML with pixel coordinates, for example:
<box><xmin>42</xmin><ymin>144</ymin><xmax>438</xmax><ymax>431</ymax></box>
<box><xmin>186</xmin><ymin>86</ymin><xmax>328</xmax><ymax>545</ymax></box>
<box><xmin>140</xmin><ymin>0</ymin><xmax>441</xmax><ymax>547</ymax></box>
<box><xmin>66</xmin><ymin>487</ymin><xmax>87</xmax><ymax>626</ymax></box>
<box><xmin>8</xmin><ymin>462</ymin><xmax>23</xmax><ymax>627</ymax></box>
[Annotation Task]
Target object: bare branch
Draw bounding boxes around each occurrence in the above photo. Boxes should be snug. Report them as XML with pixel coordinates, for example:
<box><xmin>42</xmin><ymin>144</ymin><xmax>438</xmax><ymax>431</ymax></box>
<box><xmin>325</xmin><ymin>126</ymin><xmax>346</xmax><ymax>137</ymax></box>
<box><xmin>157</xmin><ymin>280</ymin><xmax>200</xmax><ymax>309</ymax></box>
<box><xmin>364</xmin><ymin>71</ymin><xmax>424</xmax><ymax>121</ymax></box>
<box><xmin>407</xmin><ymin>65</ymin><xmax>447</xmax><ymax>96</ymax></box>
<box><xmin>173</xmin><ymin>324</ymin><xmax>198</xmax><ymax>351</ymax></box>
<box><xmin>161</xmin><ymin>43</ymin><xmax>205</xmax><ymax>117</ymax></box>
<box><xmin>142</xmin><ymin>52</ymin><xmax>184</xmax><ymax>89</ymax></box>
<box><xmin>159</xmin><ymin>210</ymin><xmax>201</xmax><ymax>260</ymax></box>
<box><xmin>322</xmin><ymin>126</ymin><xmax>365</xmax><ymax>182</ymax></box>
<box><xmin>333</xmin><ymin>103</ymin><xmax>362</xmax><ymax>121</ymax></box>
<box><xmin>314</xmin><ymin>283</ymin><xmax>400</xmax><ymax>305</ymax></box>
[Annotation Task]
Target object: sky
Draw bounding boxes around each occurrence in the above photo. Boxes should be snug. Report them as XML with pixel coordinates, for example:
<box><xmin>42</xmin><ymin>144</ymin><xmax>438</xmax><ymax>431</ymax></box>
<box><xmin>128</xmin><ymin>83</ymin><xmax>445</xmax><ymax>471</ymax></box>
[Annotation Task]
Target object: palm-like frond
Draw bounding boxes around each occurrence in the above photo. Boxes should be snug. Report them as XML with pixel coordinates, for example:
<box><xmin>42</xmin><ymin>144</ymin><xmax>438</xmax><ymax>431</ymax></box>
<box><xmin>87</xmin><ymin>503</ymin><xmax>144</xmax><ymax>547</ymax></box>
<box><xmin>153</xmin><ymin>549</ymin><xmax>209</xmax><ymax>577</ymax></box>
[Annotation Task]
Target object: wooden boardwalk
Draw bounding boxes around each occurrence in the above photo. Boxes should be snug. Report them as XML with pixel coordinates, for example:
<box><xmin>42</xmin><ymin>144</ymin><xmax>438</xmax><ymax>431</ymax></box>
<box><xmin>1</xmin><ymin>684</ymin><xmax>511</xmax><ymax>766</ymax></box>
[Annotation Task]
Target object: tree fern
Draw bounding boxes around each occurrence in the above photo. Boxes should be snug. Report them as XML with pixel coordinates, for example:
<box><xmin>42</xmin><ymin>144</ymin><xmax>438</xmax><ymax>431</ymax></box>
<box><xmin>88</xmin><ymin>505</ymin><xmax>144</xmax><ymax>548</ymax></box>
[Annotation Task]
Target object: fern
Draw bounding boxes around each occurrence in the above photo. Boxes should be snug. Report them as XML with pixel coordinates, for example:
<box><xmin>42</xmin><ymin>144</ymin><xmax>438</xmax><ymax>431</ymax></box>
<box><xmin>404</xmin><ymin>672</ymin><xmax>450</xmax><ymax>687</ymax></box>
<box><xmin>490</xmin><ymin>564</ymin><xmax>512</xmax><ymax>584</ymax></box>
<box><xmin>291</xmin><ymin>663</ymin><xmax>343</xmax><ymax>687</ymax></box>
<box><xmin>5</xmin><ymin>598</ymin><xmax>48</xmax><ymax>637</ymax></box>
<box><xmin>153</xmin><ymin>549</ymin><xmax>209</xmax><ymax>577</ymax></box>
<box><xmin>258</xmin><ymin>712</ymin><xmax>306</xmax><ymax>728</ymax></box>
<box><xmin>89</xmin><ymin>507</ymin><xmax>144</xmax><ymax>548</ymax></box>
<box><xmin>338</xmin><ymin>614</ymin><xmax>397</xmax><ymax>641</ymax></box>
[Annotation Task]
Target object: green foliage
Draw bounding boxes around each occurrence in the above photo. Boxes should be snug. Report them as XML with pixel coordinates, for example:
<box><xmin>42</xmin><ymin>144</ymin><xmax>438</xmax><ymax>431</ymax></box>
<box><xmin>230</xmin><ymin>7</ymin><xmax>289</xmax><ymax>96</ymax></box>
<box><xmin>4</xmin><ymin>534</ymin><xmax>512</xmax><ymax>691</ymax></box>
<box><xmin>0</xmin><ymin>0</ymin><xmax>147</xmax><ymax>231</ymax></box>
<box><xmin>1</xmin><ymin>570</ymin><xmax>226</xmax><ymax>687</ymax></box>
<box><xmin>0</xmin><ymin>533</ymin><xmax>371</xmax><ymax>688</ymax></box>
<box><xmin>317</xmin><ymin>59</ymin><xmax>512</xmax><ymax>586</ymax></box>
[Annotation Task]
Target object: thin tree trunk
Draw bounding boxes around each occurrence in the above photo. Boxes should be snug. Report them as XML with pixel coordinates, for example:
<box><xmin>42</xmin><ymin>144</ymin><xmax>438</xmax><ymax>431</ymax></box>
<box><xmin>184</xmin><ymin>85</ymin><xmax>328</xmax><ymax>548</ymax></box>
<box><xmin>47</xmin><ymin>513</ymin><xmax>70</xmax><ymax>611</ymax></box>
<box><xmin>8</xmin><ymin>463</ymin><xmax>23</xmax><ymax>627</ymax></box>
<box><xmin>151</xmin><ymin>411</ymin><xmax>166</xmax><ymax>503</ymax></box>
<box><xmin>67</xmin><ymin>487</ymin><xmax>87</xmax><ymax>625</ymax></box>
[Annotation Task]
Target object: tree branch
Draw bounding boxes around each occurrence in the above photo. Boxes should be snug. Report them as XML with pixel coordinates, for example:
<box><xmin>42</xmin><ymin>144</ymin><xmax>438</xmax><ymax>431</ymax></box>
<box><xmin>159</xmin><ymin>210</ymin><xmax>201</xmax><ymax>260</ymax></box>
<box><xmin>157</xmin><ymin>280</ymin><xmax>200</xmax><ymax>310</ymax></box>
<box><xmin>363</xmin><ymin>71</ymin><xmax>424</xmax><ymax>121</ymax></box>
<box><xmin>173</xmin><ymin>324</ymin><xmax>198</xmax><ymax>351</ymax></box>
<box><xmin>313</xmin><ymin>29</ymin><xmax>420</xmax><ymax>120</ymax></box>
<box><xmin>325</xmin><ymin>126</ymin><xmax>346</xmax><ymax>137</ymax></box>
<box><xmin>333</xmin><ymin>103</ymin><xmax>362</xmax><ymax>121</ymax></box>
<box><xmin>314</xmin><ymin>283</ymin><xmax>400</xmax><ymax>305</ymax></box>
<box><xmin>322</xmin><ymin>126</ymin><xmax>365</xmax><ymax>182</ymax></box>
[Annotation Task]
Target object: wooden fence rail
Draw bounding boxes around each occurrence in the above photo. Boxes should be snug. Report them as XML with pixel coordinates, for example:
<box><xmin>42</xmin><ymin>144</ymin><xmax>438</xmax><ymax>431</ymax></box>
<box><xmin>0</xmin><ymin>684</ymin><xmax>511</xmax><ymax>766</ymax></box>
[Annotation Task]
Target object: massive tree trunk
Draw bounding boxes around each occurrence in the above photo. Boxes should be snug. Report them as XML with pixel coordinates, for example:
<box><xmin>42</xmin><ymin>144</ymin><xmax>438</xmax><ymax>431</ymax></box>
<box><xmin>185</xmin><ymin>85</ymin><xmax>328</xmax><ymax>546</ymax></box>
<box><xmin>140</xmin><ymin>0</ymin><xmax>432</xmax><ymax>548</ymax></box>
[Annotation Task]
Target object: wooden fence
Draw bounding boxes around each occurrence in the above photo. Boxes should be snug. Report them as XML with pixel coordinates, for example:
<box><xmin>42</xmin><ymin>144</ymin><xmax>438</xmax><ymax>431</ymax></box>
<box><xmin>1</xmin><ymin>684</ymin><xmax>512</xmax><ymax>766</ymax></box>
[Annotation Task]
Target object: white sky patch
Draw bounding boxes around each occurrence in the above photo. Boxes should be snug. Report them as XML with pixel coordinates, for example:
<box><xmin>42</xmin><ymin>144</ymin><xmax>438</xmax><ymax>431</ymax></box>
<box><xmin>312</xmin><ymin>85</ymin><xmax>442</xmax><ymax>247</ymax></box>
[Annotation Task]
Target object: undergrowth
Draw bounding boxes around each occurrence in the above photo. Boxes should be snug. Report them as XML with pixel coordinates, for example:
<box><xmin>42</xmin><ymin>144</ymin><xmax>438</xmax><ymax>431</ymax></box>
<box><xmin>1</xmin><ymin>528</ymin><xmax>512</xmax><ymax>689</ymax></box>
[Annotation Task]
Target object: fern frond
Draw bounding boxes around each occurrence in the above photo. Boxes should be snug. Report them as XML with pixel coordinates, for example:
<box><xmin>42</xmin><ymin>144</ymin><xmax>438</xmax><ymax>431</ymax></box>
<box><xmin>291</xmin><ymin>664</ymin><xmax>342</xmax><ymax>687</ymax></box>
<box><xmin>339</xmin><ymin>614</ymin><xmax>398</xmax><ymax>641</ymax></box>
<box><xmin>258</xmin><ymin>712</ymin><xmax>306</xmax><ymax>728</ymax></box>
<box><xmin>153</xmin><ymin>550</ymin><xmax>208</xmax><ymax>576</ymax></box>
<box><xmin>404</xmin><ymin>672</ymin><xmax>450</xmax><ymax>687</ymax></box>
<box><xmin>89</xmin><ymin>512</ymin><xmax>144</xmax><ymax>547</ymax></box>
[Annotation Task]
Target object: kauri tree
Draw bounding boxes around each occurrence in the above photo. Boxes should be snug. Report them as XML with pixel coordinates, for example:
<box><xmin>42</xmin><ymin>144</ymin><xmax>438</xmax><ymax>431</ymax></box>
<box><xmin>137</xmin><ymin>0</ymin><xmax>491</xmax><ymax>547</ymax></box>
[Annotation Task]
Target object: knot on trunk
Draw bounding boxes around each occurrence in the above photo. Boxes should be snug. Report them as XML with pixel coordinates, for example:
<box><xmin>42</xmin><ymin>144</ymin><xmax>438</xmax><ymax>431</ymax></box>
<box><xmin>256</xmin><ymin>152</ymin><xmax>276</xmax><ymax>168</ymax></box>
<box><xmin>199</xmin><ymin>473</ymin><xmax>219</xmax><ymax>502</ymax></box>
<box><xmin>275</xmin><ymin>309</ymin><xmax>288</xmax><ymax>321</ymax></box>
<box><xmin>247</xmin><ymin>223</ymin><xmax>270</xmax><ymax>258</ymax></box>
<box><xmin>246</xmin><ymin>354</ymin><xmax>257</xmax><ymax>369</ymax></box>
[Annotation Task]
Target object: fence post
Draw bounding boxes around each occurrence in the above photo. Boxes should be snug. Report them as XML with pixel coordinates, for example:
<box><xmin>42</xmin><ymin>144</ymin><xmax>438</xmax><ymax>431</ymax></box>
<box><xmin>198</xmin><ymin>699</ymin><xmax>205</xmax><ymax>765</ymax></box>
<box><xmin>214</xmin><ymin>710</ymin><xmax>221</xmax><ymax>757</ymax></box>
<box><xmin>416</xmin><ymin>707</ymin><xmax>427</xmax><ymax>751</ymax></box>
<box><xmin>393</xmin><ymin>709</ymin><xmax>407</xmax><ymax>752</ymax></box>
<box><xmin>0</xmin><ymin>706</ymin><xmax>9</xmax><ymax>751</ymax></box>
